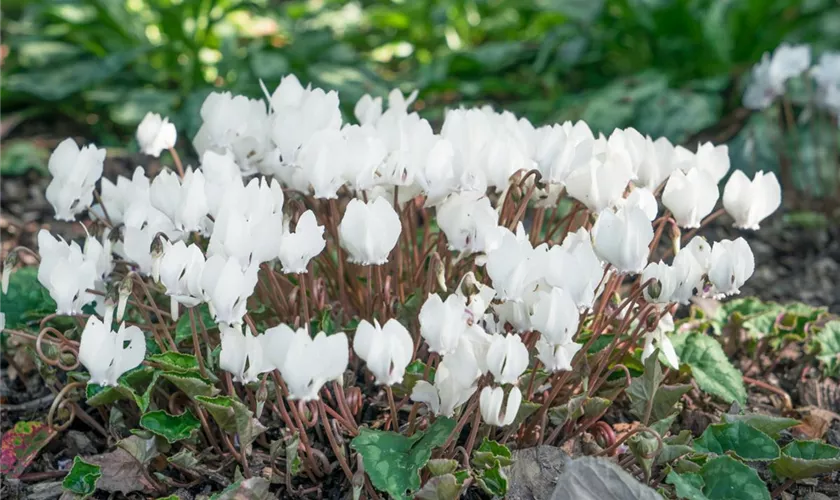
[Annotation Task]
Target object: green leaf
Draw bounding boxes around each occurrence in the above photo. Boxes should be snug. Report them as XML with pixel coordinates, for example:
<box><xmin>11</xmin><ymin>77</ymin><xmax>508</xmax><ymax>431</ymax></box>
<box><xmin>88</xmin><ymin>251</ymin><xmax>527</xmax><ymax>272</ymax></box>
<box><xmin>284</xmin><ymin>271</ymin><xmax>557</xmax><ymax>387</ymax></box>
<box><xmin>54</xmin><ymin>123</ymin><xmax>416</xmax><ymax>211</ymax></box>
<box><xmin>86</xmin><ymin>366</ymin><xmax>161</xmax><ymax>412</ymax></box>
<box><xmin>672</xmin><ymin>332</ymin><xmax>747</xmax><ymax>405</ymax></box>
<box><xmin>350</xmin><ymin>417</ymin><xmax>456</xmax><ymax>500</ymax></box>
<box><xmin>147</xmin><ymin>352</ymin><xmax>201</xmax><ymax>374</ymax></box>
<box><xmin>426</xmin><ymin>459</ymin><xmax>458</xmax><ymax>477</ymax></box>
<box><xmin>720</xmin><ymin>414</ymin><xmax>799</xmax><ymax>439</ymax></box>
<box><xmin>195</xmin><ymin>396</ymin><xmax>265</xmax><ymax>451</ymax></box>
<box><xmin>667</xmin><ymin>470</ymin><xmax>707</xmax><ymax>500</ymax></box>
<box><xmin>0</xmin><ymin>421</ymin><xmax>57</xmax><ymax>478</ymax></box>
<box><xmin>139</xmin><ymin>409</ymin><xmax>201</xmax><ymax>443</ymax></box>
<box><xmin>771</xmin><ymin>440</ymin><xmax>840</xmax><ymax>479</ymax></box>
<box><xmin>173</xmin><ymin>304</ymin><xmax>215</xmax><ymax>346</ymax></box>
<box><xmin>701</xmin><ymin>456</ymin><xmax>770</xmax><ymax>500</ymax></box>
<box><xmin>5</xmin><ymin>49</ymin><xmax>147</xmax><ymax>101</ymax></box>
<box><xmin>475</xmin><ymin>464</ymin><xmax>508</xmax><ymax>497</ymax></box>
<box><xmin>168</xmin><ymin>449</ymin><xmax>200</xmax><ymax>469</ymax></box>
<box><xmin>812</xmin><ymin>321</ymin><xmax>840</xmax><ymax>377</ymax></box>
<box><xmin>1</xmin><ymin>267</ymin><xmax>56</xmax><ymax>330</ymax></box>
<box><xmin>393</xmin><ymin>359</ymin><xmax>435</xmax><ymax>398</ymax></box>
<box><xmin>694</xmin><ymin>422</ymin><xmax>779</xmax><ymax>461</ymax></box>
<box><xmin>0</xmin><ymin>141</ymin><xmax>49</xmax><ymax>177</ymax></box>
<box><xmin>627</xmin><ymin>349</ymin><xmax>691</xmax><ymax>423</ymax></box>
<box><xmin>62</xmin><ymin>457</ymin><xmax>101</xmax><ymax>498</ymax></box>
<box><xmin>161</xmin><ymin>371</ymin><xmax>220</xmax><ymax>399</ymax></box>
<box><xmin>472</xmin><ymin>438</ymin><xmax>513</xmax><ymax>469</ymax></box>
<box><xmin>415</xmin><ymin>474</ymin><xmax>463</xmax><ymax>500</ymax></box>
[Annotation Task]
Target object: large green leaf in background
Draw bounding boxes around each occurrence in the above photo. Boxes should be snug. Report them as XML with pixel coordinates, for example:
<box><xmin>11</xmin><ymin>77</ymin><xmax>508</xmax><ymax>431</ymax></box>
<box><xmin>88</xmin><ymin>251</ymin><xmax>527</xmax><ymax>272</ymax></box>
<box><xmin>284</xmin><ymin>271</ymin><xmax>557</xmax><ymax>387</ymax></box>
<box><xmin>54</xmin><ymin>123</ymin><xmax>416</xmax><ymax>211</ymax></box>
<box><xmin>2</xmin><ymin>267</ymin><xmax>56</xmax><ymax>331</ymax></box>
<box><xmin>672</xmin><ymin>332</ymin><xmax>747</xmax><ymax>405</ymax></box>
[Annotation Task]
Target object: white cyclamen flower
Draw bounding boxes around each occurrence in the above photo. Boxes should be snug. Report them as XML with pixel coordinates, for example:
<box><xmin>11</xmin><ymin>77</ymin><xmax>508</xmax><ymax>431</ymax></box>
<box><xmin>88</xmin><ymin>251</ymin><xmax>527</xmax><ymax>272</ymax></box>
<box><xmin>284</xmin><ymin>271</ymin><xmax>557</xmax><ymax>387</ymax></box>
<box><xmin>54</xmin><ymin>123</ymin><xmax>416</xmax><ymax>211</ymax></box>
<box><xmin>150</xmin><ymin>168</ymin><xmax>210</xmax><ymax>233</ymax></box>
<box><xmin>136</xmin><ymin>112</ymin><xmax>177</xmax><ymax>157</ymax></box>
<box><xmin>418</xmin><ymin>293</ymin><xmax>469</xmax><ymax>355</ymax></box>
<box><xmin>45</xmin><ymin>138</ymin><xmax>105</xmax><ymax>221</ymax></box>
<box><xmin>480</xmin><ymin>386</ymin><xmax>522</xmax><ymax>427</ymax></box>
<box><xmin>353</xmin><ymin>319</ymin><xmax>414</xmax><ymax>386</ymax></box>
<box><xmin>723</xmin><ymin>170</ymin><xmax>781</xmax><ymax>230</ymax></box>
<box><xmin>436</xmin><ymin>192</ymin><xmax>501</xmax><ymax>255</ymax></box>
<box><xmin>708</xmin><ymin>237</ymin><xmax>755</xmax><ymax>297</ymax></box>
<box><xmin>545</xmin><ymin>228</ymin><xmax>604</xmax><ymax>310</ymax></box>
<box><xmin>641</xmin><ymin>313</ymin><xmax>679</xmax><ymax>369</ymax></box>
<box><xmin>536</xmin><ymin>337</ymin><xmax>582</xmax><ymax>372</ymax></box>
<box><xmin>159</xmin><ymin>240</ymin><xmax>206</xmax><ymax>319</ymax></box>
<box><xmin>662</xmin><ymin>169</ymin><xmax>719</xmax><ymax>228</ymax></box>
<box><xmin>592</xmin><ymin>206</ymin><xmax>654</xmax><ymax>274</ymax></box>
<box><xmin>564</xmin><ymin>154</ymin><xmax>633</xmax><ymax>213</ymax></box>
<box><xmin>641</xmin><ymin>261</ymin><xmax>677</xmax><ymax>304</ymax></box>
<box><xmin>529</xmin><ymin>287</ymin><xmax>580</xmax><ymax>344</ymax></box>
<box><xmin>37</xmin><ymin>230</ymin><xmax>97</xmax><ymax>315</ymax></box>
<box><xmin>200</xmin><ymin>255</ymin><xmax>258</xmax><ymax>325</ymax></box>
<box><xmin>220</xmin><ymin>323</ymin><xmax>273</xmax><ymax>384</ymax></box>
<box><xmin>266</xmin><ymin>325</ymin><xmax>349</xmax><ymax>401</ymax></box>
<box><xmin>78</xmin><ymin>316</ymin><xmax>146</xmax><ymax>386</ymax></box>
<box><xmin>486</xmin><ymin>334</ymin><xmax>529</xmax><ymax>385</ymax></box>
<box><xmin>339</xmin><ymin>197</ymin><xmax>402</xmax><ymax>265</ymax></box>
<box><xmin>485</xmin><ymin>224</ymin><xmax>545</xmax><ymax>302</ymax></box>
<box><xmin>277</xmin><ymin>211</ymin><xmax>326</xmax><ymax>274</ymax></box>
<box><xmin>411</xmin><ymin>362</ymin><xmax>477</xmax><ymax>418</ymax></box>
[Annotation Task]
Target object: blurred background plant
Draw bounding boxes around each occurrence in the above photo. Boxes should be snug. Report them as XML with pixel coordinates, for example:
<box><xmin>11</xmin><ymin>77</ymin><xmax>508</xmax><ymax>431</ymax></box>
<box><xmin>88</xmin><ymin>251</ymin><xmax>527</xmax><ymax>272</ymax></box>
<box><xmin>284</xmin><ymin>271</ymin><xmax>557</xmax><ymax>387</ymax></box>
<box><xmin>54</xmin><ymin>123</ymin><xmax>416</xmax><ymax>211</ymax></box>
<box><xmin>1</xmin><ymin>0</ymin><xmax>839</xmax><ymax>203</ymax></box>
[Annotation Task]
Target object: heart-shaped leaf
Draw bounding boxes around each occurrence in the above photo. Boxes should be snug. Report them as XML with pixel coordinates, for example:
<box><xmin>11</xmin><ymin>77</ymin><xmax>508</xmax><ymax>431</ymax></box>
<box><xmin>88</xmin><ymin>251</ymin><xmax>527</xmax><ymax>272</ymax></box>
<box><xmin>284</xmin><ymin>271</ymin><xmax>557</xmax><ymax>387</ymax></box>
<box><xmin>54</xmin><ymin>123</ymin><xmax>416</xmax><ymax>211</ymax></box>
<box><xmin>350</xmin><ymin>416</ymin><xmax>456</xmax><ymax>500</ymax></box>
<box><xmin>672</xmin><ymin>332</ymin><xmax>747</xmax><ymax>405</ymax></box>
<box><xmin>62</xmin><ymin>456</ymin><xmax>101</xmax><ymax>498</ymax></box>
<box><xmin>694</xmin><ymin>421</ymin><xmax>779</xmax><ymax>461</ymax></box>
<box><xmin>771</xmin><ymin>440</ymin><xmax>840</xmax><ymax>479</ymax></box>
<box><xmin>140</xmin><ymin>409</ymin><xmax>201</xmax><ymax>443</ymax></box>
<box><xmin>161</xmin><ymin>371</ymin><xmax>219</xmax><ymax>399</ymax></box>
<box><xmin>721</xmin><ymin>414</ymin><xmax>799</xmax><ymax>439</ymax></box>
<box><xmin>0</xmin><ymin>421</ymin><xmax>57</xmax><ymax>478</ymax></box>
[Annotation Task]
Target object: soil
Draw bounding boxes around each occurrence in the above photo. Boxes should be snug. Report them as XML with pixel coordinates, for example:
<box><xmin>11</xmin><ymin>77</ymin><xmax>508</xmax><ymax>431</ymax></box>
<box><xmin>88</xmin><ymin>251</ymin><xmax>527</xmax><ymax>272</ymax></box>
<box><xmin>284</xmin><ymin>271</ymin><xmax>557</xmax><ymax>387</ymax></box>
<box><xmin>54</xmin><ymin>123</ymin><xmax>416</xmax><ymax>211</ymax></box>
<box><xmin>1</xmin><ymin>128</ymin><xmax>839</xmax><ymax>499</ymax></box>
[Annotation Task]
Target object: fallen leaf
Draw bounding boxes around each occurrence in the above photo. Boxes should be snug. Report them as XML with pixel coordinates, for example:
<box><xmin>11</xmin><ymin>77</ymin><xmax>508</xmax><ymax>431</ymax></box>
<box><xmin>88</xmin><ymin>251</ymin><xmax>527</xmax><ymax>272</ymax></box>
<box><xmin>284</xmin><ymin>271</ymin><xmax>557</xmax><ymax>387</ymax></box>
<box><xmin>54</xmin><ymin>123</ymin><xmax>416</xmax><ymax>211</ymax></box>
<box><xmin>0</xmin><ymin>421</ymin><xmax>57</xmax><ymax>478</ymax></box>
<box><xmin>791</xmin><ymin>408</ymin><xmax>839</xmax><ymax>440</ymax></box>
<box><xmin>84</xmin><ymin>440</ymin><xmax>158</xmax><ymax>494</ymax></box>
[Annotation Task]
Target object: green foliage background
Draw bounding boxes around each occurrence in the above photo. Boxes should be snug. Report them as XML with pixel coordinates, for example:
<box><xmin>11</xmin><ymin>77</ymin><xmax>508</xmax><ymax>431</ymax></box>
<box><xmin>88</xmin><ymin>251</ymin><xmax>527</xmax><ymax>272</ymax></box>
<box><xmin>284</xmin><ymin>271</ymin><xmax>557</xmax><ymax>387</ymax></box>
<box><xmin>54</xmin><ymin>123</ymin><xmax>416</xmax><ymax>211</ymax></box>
<box><xmin>2</xmin><ymin>0</ymin><xmax>839</xmax><ymax>181</ymax></box>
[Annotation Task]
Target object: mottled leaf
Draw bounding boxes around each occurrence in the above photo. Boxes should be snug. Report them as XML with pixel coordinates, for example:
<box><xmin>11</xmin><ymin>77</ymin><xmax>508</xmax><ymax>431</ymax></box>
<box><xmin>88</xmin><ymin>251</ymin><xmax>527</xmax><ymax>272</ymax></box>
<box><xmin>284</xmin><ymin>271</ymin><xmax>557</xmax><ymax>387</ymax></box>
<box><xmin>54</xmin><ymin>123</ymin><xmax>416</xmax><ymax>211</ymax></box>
<box><xmin>671</xmin><ymin>332</ymin><xmax>747</xmax><ymax>405</ymax></box>
<box><xmin>771</xmin><ymin>440</ymin><xmax>840</xmax><ymax>479</ymax></box>
<box><xmin>0</xmin><ymin>421</ymin><xmax>57</xmax><ymax>478</ymax></box>
<box><xmin>62</xmin><ymin>457</ymin><xmax>101</xmax><ymax>498</ymax></box>
<box><xmin>721</xmin><ymin>414</ymin><xmax>799</xmax><ymax>439</ymax></box>
<box><xmin>140</xmin><ymin>409</ymin><xmax>201</xmax><ymax>443</ymax></box>
<box><xmin>694</xmin><ymin>421</ymin><xmax>779</xmax><ymax>461</ymax></box>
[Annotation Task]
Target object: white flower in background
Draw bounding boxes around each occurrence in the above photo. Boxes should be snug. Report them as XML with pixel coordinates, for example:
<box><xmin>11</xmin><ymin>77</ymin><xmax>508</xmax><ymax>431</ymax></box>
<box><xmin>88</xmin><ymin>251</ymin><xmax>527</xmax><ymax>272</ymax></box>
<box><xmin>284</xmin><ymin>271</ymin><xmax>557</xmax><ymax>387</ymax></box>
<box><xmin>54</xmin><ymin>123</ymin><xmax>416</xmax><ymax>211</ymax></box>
<box><xmin>354</xmin><ymin>319</ymin><xmax>414</xmax><ymax>386</ymax></box>
<box><xmin>0</xmin><ymin>312</ymin><xmax>5</xmax><ymax>331</ymax></box>
<box><xmin>662</xmin><ymin>169</ymin><xmax>719</xmax><ymax>228</ymax></box>
<box><xmin>419</xmin><ymin>293</ymin><xmax>469</xmax><ymax>355</ymax></box>
<box><xmin>529</xmin><ymin>287</ymin><xmax>579</xmax><ymax>344</ymax></box>
<box><xmin>670</xmin><ymin>245</ymin><xmax>707</xmax><ymax>304</ymax></box>
<box><xmin>342</xmin><ymin>124</ymin><xmax>388</xmax><ymax>190</ymax></box>
<box><xmin>592</xmin><ymin>206</ymin><xmax>654</xmax><ymax>274</ymax></box>
<box><xmin>683</xmin><ymin>236</ymin><xmax>712</xmax><ymax>271</ymax></box>
<box><xmin>564</xmin><ymin>152</ymin><xmax>633</xmax><ymax>213</ymax></box>
<box><xmin>536</xmin><ymin>337</ymin><xmax>582</xmax><ymax>372</ymax></box>
<box><xmin>545</xmin><ymin>228</ymin><xmax>604</xmax><ymax>310</ymax></box>
<box><xmin>268</xmin><ymin>74</ymin><xmax>306</xmax><ymax>110</ymax></box>
<box><xmin>45</xmin><ymin>138</ymin><xmax>105</xmax><ymax>221</ymax></box>
<box><xmin>159</xmin><ymin>241</ymin><xmax>206</xmax><ymax>319</ymax></box>
<box><xmin>78</xmin><ymin>316</ymin><xmax>146</xmax><ymax>386</ymax></box>
<box><xmin>136</xmin><ymin>112</ymin><xmax>177</xmax><ymax>157</ymax></box>
<box><xmin>641</xmin><ymin>313</ymin><xmax>679</xmax><ymax>369</ymax></box>
<box><xmin>723</xmin><ymin>170</ymin><xmax>781</xmax><ymax>230</ymax></box>
<box><xmin>693</xmin><ymin>143</ymin><xmax>730</xmax><ymax>183</ymax></box>
<box><xmin>277</xmin><ymin>211</ymin><xmax>326</xmax><ymax>274</ymax></box>
<box><xmin>480</xmin><ymin>386</ymin><xmax>522</xmax><ymax>427</ymax></box>
<box><xmin>339</xmin><ymin>197</ymin><xmax>402</xmax><ymax>265</ymax></box>
<box><xmin>193</xmin><ymin>91</ymin><xmax>270</xmax><ymax>174</ymax></box>
<box><xmin>744</xmin><ymin>44</ymin><xmax>811</xmax><ymax>110</ymax></box>
<box><xmin>411</xmin><ymin>362</ymin><xmax>477</xmax><ymax>418</ymax></box>
<box><xmin>201</xmin><ymin>150</ymin><xmax>243</xmax><ymax>217</ymax></box>
<box><xmin>486</xmin><ymin>334</ymin><xmax>529</xmax><ymax>385</ymax></box>
<box><xmin>494</xmin><ymin>297</ymin><xmax>534</xmax><ymax>333</ymax></box>
<box><xmin>83</xmin><ymin>230</ymin><xmax>113</xmax><ymax>280</ymax></box>
<box><xmin>37</xmin><ymin>230</ymin><xmax>97</xmax><ymax>315</ymax></box>
<box><xmin>634</xmin><ymin>136</ymin><xmax>675</xmax><ymax>190</ymax></box>
<box><xmin>97</xmin><ymin>167</ymin><xmax>150</xmax><ymax>226</ymax></box>
<box><xmin>811</xmin><ymin>51</ymin><xmax>840</xmax><ymax>113</ymax></box>
<box><xmin>266</xmin><ymin>325</ymin><xmax>349</xmax><ymax>401</ymax></box>
<box><xmin>416</xmin><ymin>138</ymin><xmax>457</xmax><ymax>206</ymax></box>
<box><xmin>200</xmin><ymin>255</ymin><xmax>258</xmax><ymax>325</ymax></box>
<box><xmin>150</xmin><ymin>169</ymin><xmax>209</xmax><ymax>233</ymax></box>
<box><xmin>708</xmin><ymin>237</ymin><xmax>755</xmax><ymax>297</ymax></box>
<box><xmin>485</xmin><ymin>224</ymin><xmax>545</xmax><ymax>302</ymax></box>
<box><xmin>220</xmin><ymin>323</ymin><xmax>273</xmax><ymax>384</ymax></box>
<box><xmin>294</xmin><ymin>129</ymin><xmax>348</xmax><ymax>198</ymax></box>
<box><xmin>641</xmin><ymin>261</ymin><xmax>677</xmax><ymax>304</ymax></box>
<box><xmin>436</xmin><ymin>192</ymin><xmax>501</xmax><ymax>255</ymax></box>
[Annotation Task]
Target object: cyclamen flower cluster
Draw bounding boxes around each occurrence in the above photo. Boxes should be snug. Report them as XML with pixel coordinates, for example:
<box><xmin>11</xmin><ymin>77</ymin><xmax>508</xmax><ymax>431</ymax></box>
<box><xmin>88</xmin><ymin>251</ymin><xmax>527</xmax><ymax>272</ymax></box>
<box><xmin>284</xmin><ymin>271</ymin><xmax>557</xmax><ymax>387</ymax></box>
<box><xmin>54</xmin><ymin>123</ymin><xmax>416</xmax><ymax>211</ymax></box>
<box><xmin>744</xmin><ymin>43</ymin><xmax>840</xmax><ymax>116</ymax></box>
<box><xmin>28</xmin><ymin>74</ymin><xmax>780</xmax><ymax>427</ymax></box>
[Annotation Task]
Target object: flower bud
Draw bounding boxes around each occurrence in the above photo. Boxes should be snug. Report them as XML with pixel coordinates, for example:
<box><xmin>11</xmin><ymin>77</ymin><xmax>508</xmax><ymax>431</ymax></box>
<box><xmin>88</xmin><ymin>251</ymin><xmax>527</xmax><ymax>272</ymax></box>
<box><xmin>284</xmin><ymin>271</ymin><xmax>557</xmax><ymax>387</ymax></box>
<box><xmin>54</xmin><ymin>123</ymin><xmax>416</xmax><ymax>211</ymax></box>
<box><xmin>118</xmin><ymin>273</ymin><xmax>133</xmax><ymax>321</ymax></box>
<box><xmin>2</xmin><ymin>251</ymin><xmax>18</xmax><ymax>294</ymax></box>
<box><xmin>150</xmin><ymin>233</ymin><xmax>166</xmax><ymax>283</ymax></box>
